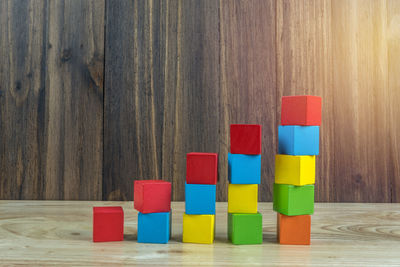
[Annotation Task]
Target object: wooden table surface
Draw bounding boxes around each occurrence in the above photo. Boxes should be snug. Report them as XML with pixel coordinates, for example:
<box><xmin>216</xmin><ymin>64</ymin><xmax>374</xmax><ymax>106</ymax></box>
<box><xmin>0</xmin><ymin>201</ymin><xmax>399</xmax><ymax>266</ymax></box>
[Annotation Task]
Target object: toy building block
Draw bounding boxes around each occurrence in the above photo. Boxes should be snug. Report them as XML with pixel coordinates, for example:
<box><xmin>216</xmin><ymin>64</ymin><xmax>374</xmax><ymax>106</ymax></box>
<box><xmin>137</xmin><ymin>212</ymin><xmax>171</xmax><ymax>243</ymax></box>
<box><xmin>278</xmin><ymin>126</ymin><xmax>320</xmax><ymax>155</ymax></box>
<box><xmin>186</xmin><ymin>153</ymin><xmax>218</xmax><ymax>184</ymax></box>
<box><xmin>93</xmin><ymin>206</ymin><xmax>124</xmax><ymax>242</ymax></box>
<box><xmin>134</xmin><ymin>180</ymin><xmax>171</xmax><ymax>213</ymax></box>
<box><xmin>182</xmin><ymin>214</ymin><xmax>215</xmax><ymax>244</ymax></box>
<box><xmin>228</xmin><ymin>153</ymin><xmax>261</xmax><ymax>184</ymax></box>
<box><xmin>277</xmin><ymin>213</ymin><xmax>311</xmax><ymax>245</ymax></box>
<box><xmin>228</xmin><ymin>213</ymin><xmax>263</xmax><ymax>245</ymax></box>
<box><xmin>228</xmin><ymin>184</ymin><xmax>258</xmax><ymax>213</ymax></box>
<box><xmin>281</xmin><ymin>95</ymin><xmax>322</xmax><ymax>126</ymax></box>
<box><xmin>275</xmin><ymin>155</ymin><xmax>315</xmax><ymax>186</ymax></box>
<box><xmin>273</xmin><ymin>183</ymin><xmax>314</xmax><ymax>216</ymax></box>
<box><xmin>230</xmin><ymin>124</ymin><xmax>262</xmax><ymax>155</ymax></box>
<box><xmin>185</xmin><ymin>183</ymin><xmax>216</xmax><ymax>215</ymax></box>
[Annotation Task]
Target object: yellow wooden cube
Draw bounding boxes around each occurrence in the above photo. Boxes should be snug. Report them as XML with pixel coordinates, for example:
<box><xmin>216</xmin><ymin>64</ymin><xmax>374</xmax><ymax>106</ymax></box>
<box><xmin>275</xmin><ymin>154</ymin><xmax>315</xmax><ymax>186</ymax></box>
<box><xmin>182</xmin><ymin>214</ymin><xmax>215</xmax><ymax>244</ymax></box>
<box><xmin>228</xmin><ymin>184</ymin><xmax>258</xmax><ymax>213</ymax></box>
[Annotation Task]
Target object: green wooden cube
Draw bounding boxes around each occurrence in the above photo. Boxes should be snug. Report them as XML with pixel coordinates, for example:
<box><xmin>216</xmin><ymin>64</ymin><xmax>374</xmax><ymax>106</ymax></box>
<box><xmin>228</xmin><ymin>212</ymin><xmax>262</xmax><ymax>245</ymax></box>
<box><xmin>273</xmin><ymin>183</ymin><xmax>314</xmax><ymax>216</ymax></box>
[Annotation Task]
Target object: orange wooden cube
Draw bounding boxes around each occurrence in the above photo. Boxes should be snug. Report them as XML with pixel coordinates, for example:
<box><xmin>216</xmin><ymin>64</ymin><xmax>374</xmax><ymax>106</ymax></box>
<box><xmin>277</xmin><ymin>213</ymin><xmax>311</xmax><ymax>245</ymax></box>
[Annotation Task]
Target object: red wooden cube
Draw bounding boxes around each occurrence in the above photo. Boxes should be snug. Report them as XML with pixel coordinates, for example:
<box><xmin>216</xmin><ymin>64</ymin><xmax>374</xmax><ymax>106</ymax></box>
<box><xmin>230</xmin><ymin>124</ymin><xmax>262</xmax><ymax>155</ymax></box>
<box><xmin>281</xmin><ymin>95</ymin><xmax>322</xmax><ymax>126</ymax></box>
<box><xmin>93</xmin><ymin>206</ymin><xmax>124</xmax><ymax>242</ymax></box>
<box><xmin>134</xmin><ymin>180</ymin><xmax>171</xmax><ymax>213</ymax></box>
<box><xmin>186</xmin><ymin>152</ymin><xmax>218</xmax><ymax>184</ymax></box>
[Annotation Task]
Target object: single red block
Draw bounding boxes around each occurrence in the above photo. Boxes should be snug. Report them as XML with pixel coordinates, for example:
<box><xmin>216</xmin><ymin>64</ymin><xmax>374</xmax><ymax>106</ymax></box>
<box><xmin>230</xmin><ymin>124</ymin><xmax>262</xmax><ymax>155</ymax></box>
<box><xmin>134</xmin><ymin>180</ymin><xmax>171</xmax><ymax>213</ymax></box>
<box><xmin>93</xmin><ymin>206</ymin><xmax>124</xmax><ymax>242</ymax></box>
<box><xmin>281</xmin><ymin>95</ymin><xmax>322</xmax><ymax>126</ymax></box>
<box><xmin>186</xmin><ymin>152</ymin><xmax>218</xmax><ymax>184</ymax></box>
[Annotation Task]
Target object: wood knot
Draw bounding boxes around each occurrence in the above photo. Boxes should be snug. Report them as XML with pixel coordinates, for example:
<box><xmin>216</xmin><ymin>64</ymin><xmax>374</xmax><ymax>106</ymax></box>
<box><xmin>61</xmin><ymin>48</ymin><xmax>72</xmax><ymax>62</ymax></box>
<box><xmin>87</xmin><ymin>53</ymin><xmax>104</xmax><ymax>90</ymax></box>
<box><xmin>353</xmin><ymin>174</ymin><xmax>363</xmax><ymax>184</ymax></box>
<box><xmin>15</xmin><ymin>81</ymin><xmax>22</xmax><ymax>91</ymax></box>
<box><xmin>107</xmin><ymin>189</ymin><xmax>127</xmax><ymax>201</ymax></box>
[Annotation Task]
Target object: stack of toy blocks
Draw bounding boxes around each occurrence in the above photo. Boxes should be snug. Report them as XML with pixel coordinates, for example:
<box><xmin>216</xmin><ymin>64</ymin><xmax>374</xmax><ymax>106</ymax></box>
<box><xmin>134</xmin><ymin>180</ymin><xmax>172</xmax><ymax>243</ymax></box>
<box><xmin>228</xmin><ymin>124</ymin><xmax>263</xmax><ymax>245</ymax></box>
<box><xmin>182</xmin><ymin>152</ymin><xmax>218</xmax><ymax>244</ymax></box>
<box><xmin>274</xmin><ymin>95</ymin><xmax>322</xmax><ymax>245</ymax></box>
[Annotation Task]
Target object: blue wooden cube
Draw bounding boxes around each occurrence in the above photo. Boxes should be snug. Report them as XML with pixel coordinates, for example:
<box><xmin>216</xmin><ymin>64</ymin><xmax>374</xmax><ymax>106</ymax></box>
<box><xmin>228</xmin><ymin>153</ymin><xmax>261</xmax><ymax>184</ymax></box>
<box><xmin>137</xmin><ymin>212</ymin><xmax>170</xmax><ymax>243</ymax></box>
<box><xmin>185</xmin><ymin>183</ymin><xmax>216</xmax><ymax>214</ymax></box>
<box><xmin>278</xmin><ymin>126</ymin><xmax>319</xmax><ymax>155</ymax></box>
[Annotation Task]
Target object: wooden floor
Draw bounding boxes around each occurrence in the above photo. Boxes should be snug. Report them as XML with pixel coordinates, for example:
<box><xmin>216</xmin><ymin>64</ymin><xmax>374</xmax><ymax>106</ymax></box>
<box><xmin>0</xmin><ymin>201</ymin><xmax>399</xmax><ymax>266</ymax></box>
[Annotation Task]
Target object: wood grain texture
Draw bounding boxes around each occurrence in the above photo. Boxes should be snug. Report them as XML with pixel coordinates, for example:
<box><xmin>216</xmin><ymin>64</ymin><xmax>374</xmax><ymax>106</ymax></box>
<box><xmin>276</xmin><ymin>0</ymin><xmax>334</xmax><ymax>202</ymax></box>
<box><xmin>387</xmin><ymin>0</ymin><xmax>400</xmax><ymax>202</ymax></box>
<box><xmin>330</xmin><ymin>0</ymin><xmax>392</xmax><ymax>202</ymax></box>
<box><xmin>1</xmin><ymin>0</ymin><xmax>400</xmax><ymax>202</ymax></box>
<box><xmin>45</xmin><ymin>0</ymin><xmax>104</xmax><ymax>200</ymax></box>
<box><xmin>1</xmin><ymin>201</ymin><xmax>400</xmax><ymax>266</ymax></box>
<box><xmin>0</xmin><ymin>0</ymin><xmax>104</xmax><ymax>200</ymax></box>
<box><xmin>0</xmin><ymin>0</ymin><xmax>48</xmax><ymax>199</ymax></box>
<box><xmin>103</xmin><ymin>0</ymin><xmax>221</xmax><ymax>201</ymax></box>
<box><xmin>103</xmin><ymin>0</ymin><xmax>145</xmax><ymax>201</ymax></box>
<box><xmin>220</xmin><ymin>0</ymin><xmax>277</xmax><ymax>201</ymax></box>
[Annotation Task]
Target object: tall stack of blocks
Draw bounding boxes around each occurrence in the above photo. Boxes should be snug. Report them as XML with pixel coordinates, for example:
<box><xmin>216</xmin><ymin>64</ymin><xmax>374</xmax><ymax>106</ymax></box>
<box><xmin>227</xmin><ymin>124</ymin><xmax>263</xmax><ymax>245</ymax></box>
<box><xmin>274</xmin><ymin>95</ymin><xmax>322</xmax><ymax>245</ymax></box>
<box><xmin>134</xmin><ymin>180</ymin><xmax>172</xmax><ymax>243</ymax></box>
<box><xmin>183</xmin><ymin>152</ymin><xmax>218</xmax><ymax>244</ymax></box>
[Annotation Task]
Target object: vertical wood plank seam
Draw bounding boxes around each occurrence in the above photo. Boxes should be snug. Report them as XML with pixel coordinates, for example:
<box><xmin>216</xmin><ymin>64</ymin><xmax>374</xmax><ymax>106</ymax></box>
<box><xmin>275</xmin><ymin>0</ymin><xmax>280</xmax><ymax>183</ymax></box>
<box><xmin>172</xmin><ymin>0</ymin><xmax>182</xmax><ymax>200</ymax></box>
<box><xmin>148</xmin><ymin>0</ymin><xmax>159</xmax><ymax>179</ymax></box>
<box><xmin>38</xmin><ymin>0</ymin><xmax>50</xmax><ymax>200</ymax></box>
<box><xmin>217</xmin><ymin>0</ymin><xmax>228</xmax><ymax>201</ymax></box>
<box><xmin>102</xmin><ymin>0</ymin><xmax>107</xmax><ymax>200</ymax></box>
<box><xmin>329</xmin><ymin>0</ymin><xmax>337</xmax><ymax>202</ymax></box>
<box><xmin>387</xmin><ymin>1</ymin><xmax>394</xmax><ymax>203</ymax></box>
<box><xmin>59</xmin><ymin>1</ymin><xmax>66</xmax><ymax>200</ymax></box>
<box><xmin>161</xmin><ymin>0</ymin><xmax>169</xmax><ymax>182</ymax></box>
<box><xmin>133</xmin><ymin>0</ymin><xmax>143</xmax><ymax>178</ymax></box>
<box><xmin>275</xmin><ymin>0</ymin><xmax>280</xmax><ymax>141</ymax></box>
<box><xmin>387</xmin><ymin>2</ymin><xmax>393</xmax><ymax>203</ymax></box>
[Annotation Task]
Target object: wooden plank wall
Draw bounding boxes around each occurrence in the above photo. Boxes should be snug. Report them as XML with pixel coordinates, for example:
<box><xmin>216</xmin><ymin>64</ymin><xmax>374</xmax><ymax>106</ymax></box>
<box><xmin>0</xmin><ymin>0</ymin><xmax>399</xmax><ymax>202</ymax></box>
<box><xmin>0</xmin><ymin>0</ymin><xmax>104</xmax><ymax>200</ymax></box>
